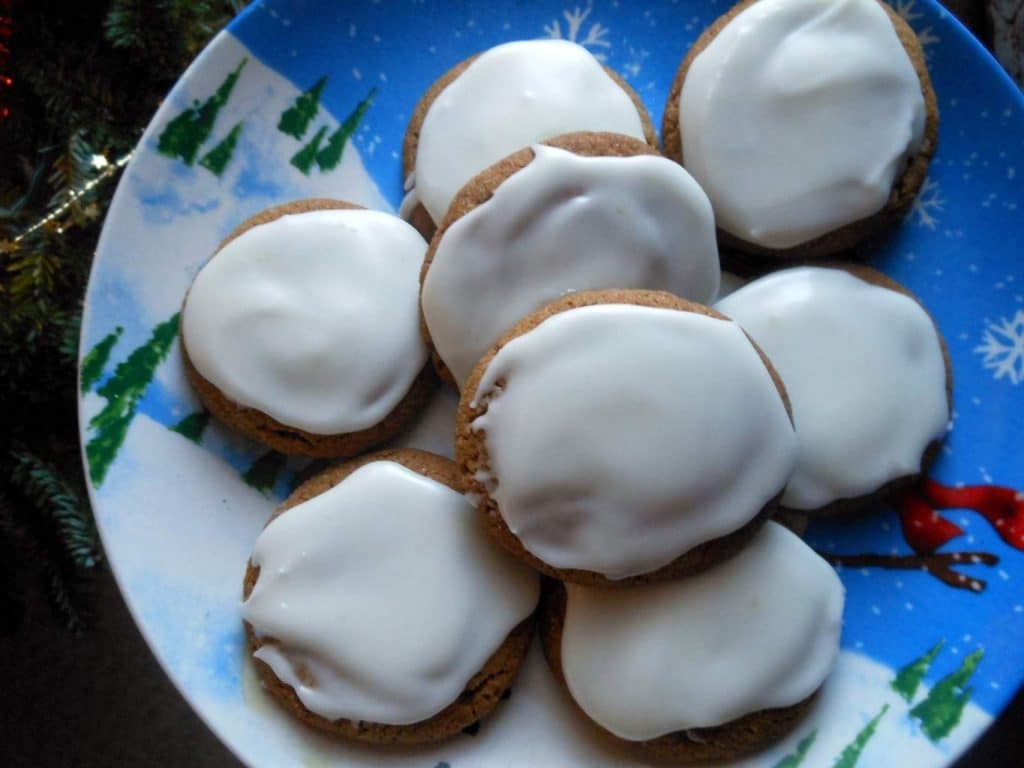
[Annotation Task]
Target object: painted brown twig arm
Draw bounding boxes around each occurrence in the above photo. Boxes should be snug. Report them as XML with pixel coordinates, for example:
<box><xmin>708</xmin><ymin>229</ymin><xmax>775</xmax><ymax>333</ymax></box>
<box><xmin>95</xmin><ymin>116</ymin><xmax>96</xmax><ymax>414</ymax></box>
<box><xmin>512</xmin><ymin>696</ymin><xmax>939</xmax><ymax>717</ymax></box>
<box><xmin>820</xmin><ymin>551</ymin><xmax>1000</xmax><ymax>593</ymax></box>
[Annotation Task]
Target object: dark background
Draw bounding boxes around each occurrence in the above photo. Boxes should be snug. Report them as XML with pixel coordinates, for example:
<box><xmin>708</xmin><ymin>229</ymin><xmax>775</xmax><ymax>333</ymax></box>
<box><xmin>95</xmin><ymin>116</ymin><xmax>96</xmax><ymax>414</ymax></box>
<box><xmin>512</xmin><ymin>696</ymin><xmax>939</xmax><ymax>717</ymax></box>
<box><xmin>2</xmin><ymin>1</ymin><xmax>1022</xmax><ymax>766</ymax></box>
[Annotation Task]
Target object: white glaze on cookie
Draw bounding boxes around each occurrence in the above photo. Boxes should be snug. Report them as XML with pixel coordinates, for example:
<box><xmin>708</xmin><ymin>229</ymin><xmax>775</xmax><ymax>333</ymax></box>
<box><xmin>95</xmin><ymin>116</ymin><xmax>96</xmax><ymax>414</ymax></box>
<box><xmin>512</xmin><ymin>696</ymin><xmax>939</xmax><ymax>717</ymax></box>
<box><xmin>716</xmin><ymin>267</ymin><xmax>948</xmax><ymax>510</ymax></box>
<box><xmin>241</xmin><ymin>460</ymin><xmax>539</xmax><ymax>724</ymax></box>
<box><xmin>182</xmin><ymin>209</ymin><xmax>428</xmax><ymax>435</ymax></box>
<box><xmin>422</xmin><ymin>145</ymin><xmax>720</xmax><ymax>386</ymax></box>
<box><xmin>415</xmin><ymin>40</ymin><xmax>647</xmax><ymax>223</ymax></box>
<box><xmin>470</xmin><ymin>304</ymin><xmax>796</xmax><ymax>579</ymax></box>
<box><xmin>560</xmin><ymin>522</ymin><xmax>844</xmax><ymax>739</ymax></box>
<box><xmin>679</xmin><ymin>0</ymin><xmax>925</xmax><ymax>248</ymax></box>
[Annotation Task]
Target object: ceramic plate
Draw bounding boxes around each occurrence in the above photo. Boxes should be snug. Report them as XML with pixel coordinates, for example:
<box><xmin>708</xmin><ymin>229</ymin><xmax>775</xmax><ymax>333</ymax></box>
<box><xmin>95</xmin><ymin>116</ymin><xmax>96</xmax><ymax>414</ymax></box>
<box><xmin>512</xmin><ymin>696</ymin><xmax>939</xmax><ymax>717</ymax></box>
<box><xmin>79</xmin><ymin>1</ymin><xmax>1024</xmax><ymax>765</ymax></box>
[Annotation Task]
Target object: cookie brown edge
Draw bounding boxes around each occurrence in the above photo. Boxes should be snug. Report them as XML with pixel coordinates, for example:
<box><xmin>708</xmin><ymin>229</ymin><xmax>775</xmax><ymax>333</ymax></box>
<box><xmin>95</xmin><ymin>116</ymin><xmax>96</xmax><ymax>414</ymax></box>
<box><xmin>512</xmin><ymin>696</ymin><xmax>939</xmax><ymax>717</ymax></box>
<box><xmin>401</xmin><ymin>52</ymin><xmax>660</xmax><ymax>240</ymax></box>
<box><xmin>455</xmin><ymin>288</ymin><xmax>795</xmax><ymax>587</ymax></box>
<box><xmin>538</xmin><ymin>579</ymin><xmax>818</xmax><ymax>763</ymax></box>
<box><xmin>241</xmin><ymin>447</ymin><xmax>538</xmax><ymax>745</ymax></box>
<box><xmin>180</xmin><ymin>198</ymin><xmax>438</xmax><ymax>458</ymax></box>
<box><xmin>419</xmin><ymin>131</ymin><xmax>663</xmax><ymax>388</ymax></box>
<box><xmin>774</xmin><ymin>262</ymin><xmax>953</xmax><ymax>517</ymax></box>
<box><xmin>662</xmin><ymin>0</ymin><xmax>939</xmax><ymax>260</ymax></box>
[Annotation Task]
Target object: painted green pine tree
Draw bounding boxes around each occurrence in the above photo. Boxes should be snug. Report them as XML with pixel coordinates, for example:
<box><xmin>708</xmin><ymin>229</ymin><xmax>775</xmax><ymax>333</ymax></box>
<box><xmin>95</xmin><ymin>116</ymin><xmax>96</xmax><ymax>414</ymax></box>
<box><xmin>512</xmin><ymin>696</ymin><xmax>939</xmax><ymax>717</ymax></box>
<box><xmin>86</xmin><ymin>313</ymin><xmax>180</xmax><ymax>486</ymax></box>
<box><xmin>315</xmin><ymin>87</ymin><xmax>376</xmax><ymax>171</ymax></box>
<box><xmin>199</xmin><ymin>122</ymin><xmax>243</xmax><ymax>177</ymax></box>
<box><xmin>910</xmin><ymin>649</ymin><xmax>983</xmax><ymax>741</ymax></box>
<box><xmin>278</xmin><ymin>75</ymin><xmax>327</xmax><ymax>139</ymax></box>
<box><xmin>832</xmin><ymin>704</ymin><xmax>888</xmax><ymax>768</ymax></box>
<box><xmin>169</xmin><ymin>410</ymin><xmax>210</xmax><ymax>444</ymax></box>
<box><xmin>242</xmin><ymin>451</ymin><xmax>288</xmax><ymax>494</ymax></box>
<box><xmin>772</xmin><ymin>730</ymin><xmax>817</xmax><ymax>768</ymax></box>
<box><xmin>290</xmin><ymin>125</ymin><xmax>328</xmax><ymax>174</ymax></box>
<box><xmin>891</xmin><ymin>640</ymin><xmax>945</xmax><ymax>702</ymax></box>
<box><xmin>80</xmin><ymin>326</ymin><xmax>123</xmax><ymax>394</ymax></box>
<box><xmin>157</xmin><ymin>58</ymin><xmax>247</xmax><ymax>165</ymax></box>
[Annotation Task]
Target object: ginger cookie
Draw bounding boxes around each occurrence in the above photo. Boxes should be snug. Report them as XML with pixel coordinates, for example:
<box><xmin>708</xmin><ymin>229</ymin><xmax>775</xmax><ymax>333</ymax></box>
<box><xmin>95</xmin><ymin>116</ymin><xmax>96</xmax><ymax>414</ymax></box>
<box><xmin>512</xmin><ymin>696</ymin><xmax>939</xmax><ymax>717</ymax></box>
<box><xmin>538</xmin><ymin>522</ymin><xmax>843</xmax><ymax>763</ymax></box>
<box><xmin>456</xmin><ymin>289</ymin><xmax>797</xmax><ymax>587</ymax></box>
<box><xmin>401</xmin><ymin>39</ymin><xmax>658</xmax><ymax>238</ymax></box>
<box><xmin>241</xmin><ymin>448</ymin><xmax>540</xmax><ymax>744</ymax></box>
<box><xmin>181</xmin><ymin>199</ymin><xmax>435</xmax><ymax>458</ymax></box>
<box><xmin>420</xmin><ymin>130</ymin><xmax>719</xmax><ymax>388</ymax></box>
<box><xmin>663</xmin><ymin>0</ymin><xmax>939</xmax><ymax>259</ymax></box>
<box><xmin>716</xmin><ymin>264</ymin><xmax>953</xmax><ymax>516</ymax></box>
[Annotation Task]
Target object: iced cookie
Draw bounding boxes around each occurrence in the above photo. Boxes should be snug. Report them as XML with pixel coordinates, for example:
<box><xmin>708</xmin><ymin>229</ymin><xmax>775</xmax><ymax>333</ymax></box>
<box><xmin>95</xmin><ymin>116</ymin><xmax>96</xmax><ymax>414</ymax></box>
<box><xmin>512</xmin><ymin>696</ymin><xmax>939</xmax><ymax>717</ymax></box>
<box><xmin>401</xmin><ymin>39</ymin><xmax>658</xmax><ymax>237</ymax></box>
<box><xmin>539</xmin><ymin>521</ymin><xmax>844</xmax><ymax>763</ymax></box>
<box><xmin>181</xmin><ymin>199</ymin><xmax>435</xmax><ymax>457</ymax></box>
<box><xmin>663</xmin><ymin>0</ymin><xmax>938</xmax><ymax>259</ymax></box>
<box><xmin>716</xmin><ymin>265</ymin><xmax>952</xmax><ymax>515</ymax></box>
<box><xmin>241</xmin><ymin>448</ymin><xmax>540</xmax><ymax>744</ymax></box>
<box><xmin>421</xmin><ymin>131</ymin><xmax>720</xmax><ymax>387</ymax></box>
<box><xmin>457</xmin><ymin>290</ymin><xmax>797</xmax><ymax>587</ymax></box>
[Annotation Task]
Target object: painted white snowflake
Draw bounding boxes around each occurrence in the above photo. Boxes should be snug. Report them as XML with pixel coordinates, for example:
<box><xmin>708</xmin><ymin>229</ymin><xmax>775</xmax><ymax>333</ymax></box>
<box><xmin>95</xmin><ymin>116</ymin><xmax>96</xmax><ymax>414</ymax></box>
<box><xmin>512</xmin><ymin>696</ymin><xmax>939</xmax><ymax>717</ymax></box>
<box><xmin>975</xmin><ymin>310</ymin><xmax>1024</xmax><ymax>385</ymax></box>
<box><xmin>893</xmin><ymin>0</ymin><xmax>940</xmax><ymax>52</ymax></box>
<box><xmin>622</xmin><ymin>46</ymin><xmax>649</xmax><ymax>79</ymax></box>
<box><xmin>543</xmin><ymin>4</ymin><xmax>611</xmax><ymax>60</ymax></box>
<box><xmin>894</xmin><ymin>0</ymin><xmax>923</xmax><ymax>22</ymax></box>
<box><xmin>917</xmin><ymin>26</ymin><xmax>941</xmax><ymax>49</ymax></box>
<box><xmin>911</xmin><ymin>177</ymin><xmax>944</xmax><ymax>229</ymax></box>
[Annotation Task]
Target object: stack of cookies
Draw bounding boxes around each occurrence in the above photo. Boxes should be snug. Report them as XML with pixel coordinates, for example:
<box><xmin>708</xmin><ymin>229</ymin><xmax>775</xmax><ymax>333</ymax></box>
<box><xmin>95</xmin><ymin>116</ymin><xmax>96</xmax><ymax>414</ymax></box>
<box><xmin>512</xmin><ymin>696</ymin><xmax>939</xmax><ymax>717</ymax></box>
<box><xmin>180</xmin><ymin>0</ymin><xmax>952</xmax><ymax>761</ymax></box>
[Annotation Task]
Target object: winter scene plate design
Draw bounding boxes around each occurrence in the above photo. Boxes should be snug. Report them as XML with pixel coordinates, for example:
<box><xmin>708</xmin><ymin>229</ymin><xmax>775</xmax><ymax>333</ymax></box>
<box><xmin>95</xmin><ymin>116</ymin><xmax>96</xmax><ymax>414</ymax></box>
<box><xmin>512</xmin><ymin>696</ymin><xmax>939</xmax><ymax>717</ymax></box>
<box><xmin>79</xmin><ymin>1</ymin><xmax>1024</xmax><ymax>766</ymax></box>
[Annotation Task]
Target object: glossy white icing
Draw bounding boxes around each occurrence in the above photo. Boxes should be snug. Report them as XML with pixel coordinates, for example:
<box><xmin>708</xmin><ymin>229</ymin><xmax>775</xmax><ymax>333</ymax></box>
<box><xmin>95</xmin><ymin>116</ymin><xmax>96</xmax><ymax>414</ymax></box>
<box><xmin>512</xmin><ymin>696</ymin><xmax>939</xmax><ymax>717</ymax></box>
<box><xmin>470</xmin><ymin>304</ymin><xmax>796</xmax><ymax>579</ymax></box>
<box><xmin>241</xmin><ymin>460</ymin><xmax>540</xmax><ymax>725</ymax></box>
<box><xmin>560</xmin><ymin>522</ymin><xmax>844</xmax><ymax>739</ymax></box>
<box><xmin>716</xmin><ymin>266</ymin><xmax>949</xmax><ymax>510</ymax></box>
<box><xmin>422</xmin><ymin>144</ymin><xmax>720</xmax><ymax>386</ymax></box>
<box><xmin>182</xmin><ymin>209</ymin><xmax>428</xmax><ymax>435</ymax></box>
<box><xmin>414</xmin><ymin>39</ymin><xmax>647</xmax><ymax>223</ymax></box>
<box><xmin>679</xmin><ymin>0</ymin><xmax>926</xmax><ymax>249</ymax></box>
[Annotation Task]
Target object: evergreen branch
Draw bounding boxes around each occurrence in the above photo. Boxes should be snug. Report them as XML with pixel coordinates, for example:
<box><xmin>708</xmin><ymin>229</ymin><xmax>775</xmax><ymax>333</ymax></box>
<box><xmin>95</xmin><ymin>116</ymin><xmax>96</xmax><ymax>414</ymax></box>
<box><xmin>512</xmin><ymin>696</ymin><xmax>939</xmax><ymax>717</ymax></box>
<box><xmin>11</xmin><ymin>151</ymin><xmax>131</xmax><ymax>245</ymax></box>
<box><xmin>48</xmin><ymin>129</ymin><xmax>98</xmax><ymax>210</ymax></box>
<box><xmin>103</xmin><ymin>0</ymin><xmax>146</xmax><ymax>50</ymax></box>
<box><xmin>0</xmin><ymin>485</ymin><xmax>89</xmax><ymax>634</ymax></box>
<box><xmin>2</xmin><ymin>0</ymin><xmax>244</xmax><ymax>636</ymax></box>
<box><xmin>8</xmin><ymin>450</ymin><xmax>100</xmax><ymax>569</ymax></box>
<box><xmin>0</xmin><ymin>160</ymin><xmax>51</xmax><ymax>221</ymax></box>
<box><xmin>45</xmin><ymin>562</ymin><xmax>87</xmax><ymax>634</ymax></box>
<box><xmin>60</xmin><ymin>310</ymin><xmax>83</xmax><ymax>367</ymax></box>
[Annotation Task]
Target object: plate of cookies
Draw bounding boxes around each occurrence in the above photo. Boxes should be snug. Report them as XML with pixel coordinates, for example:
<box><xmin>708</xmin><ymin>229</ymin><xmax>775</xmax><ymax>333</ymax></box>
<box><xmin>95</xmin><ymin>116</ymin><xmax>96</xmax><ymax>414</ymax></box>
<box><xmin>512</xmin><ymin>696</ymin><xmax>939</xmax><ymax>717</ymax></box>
<box><xmin>79</xmin><ymin>0</ymin><xmax>1024</xmax><ymax>765</ymax></box>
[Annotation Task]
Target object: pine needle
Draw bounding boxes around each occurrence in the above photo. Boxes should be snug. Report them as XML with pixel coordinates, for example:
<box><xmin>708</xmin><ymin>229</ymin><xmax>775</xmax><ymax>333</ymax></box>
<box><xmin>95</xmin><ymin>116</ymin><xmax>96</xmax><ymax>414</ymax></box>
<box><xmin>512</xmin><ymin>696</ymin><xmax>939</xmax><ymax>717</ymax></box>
<box><xmin>8</xmin><ymin>451</ymin><xmax>101</xmax><ymax>569</ymax></box>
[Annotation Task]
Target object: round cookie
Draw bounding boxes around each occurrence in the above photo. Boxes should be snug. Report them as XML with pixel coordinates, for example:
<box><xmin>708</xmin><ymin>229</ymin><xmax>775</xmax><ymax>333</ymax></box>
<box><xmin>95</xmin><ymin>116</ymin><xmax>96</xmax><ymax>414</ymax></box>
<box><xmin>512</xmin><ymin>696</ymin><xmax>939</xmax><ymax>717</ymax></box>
<box><xmin>401</xmin><ymin>39</ymin><xmax>659</xmax><ymax>238</ymax></box>
<box><xmin>539</xmin><ymin>522</ymin><xmax>844</xmax><ymax>763</ymax></box>
<box><xmin>715</xmin><ymin>264</ymin><xmax>952</xmax><ymax>516</ymax></box>
<box><xmin>456</xmin><ymin>289</ymin><xmax>797</xmax><ymax>587</ymax></box>
<box><xmin>181</xmin><ymin>199</ymin><xmax>436</xmax><ymax>458</ymax></box>
<box><xmin>241</xmin><ymin>448</ymin><xmax>540</xmax><ymax>744</ymax></box>
<box><xmin>420</xmin><ymin>131</ymin><xmax>720</xmax><ymax>387</ymax></box>
<box><xmin>662</xmin><ymin>0</ymin><xmax>939</xmax><ymax>259</ymax></box>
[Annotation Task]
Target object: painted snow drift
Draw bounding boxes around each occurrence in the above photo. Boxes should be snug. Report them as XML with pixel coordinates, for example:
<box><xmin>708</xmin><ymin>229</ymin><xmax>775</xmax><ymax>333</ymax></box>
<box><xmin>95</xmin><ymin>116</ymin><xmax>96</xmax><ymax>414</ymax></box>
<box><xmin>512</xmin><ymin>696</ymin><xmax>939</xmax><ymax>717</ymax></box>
<box><xmin>79</xmin><ymin>1</ymin><xmax>1024</xmax><ymax>767</ymax></box>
